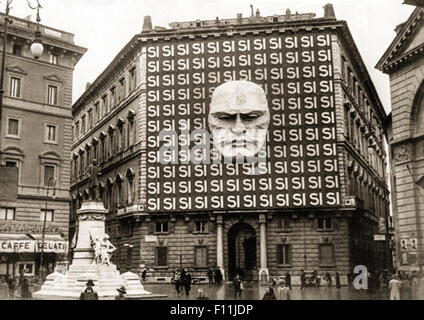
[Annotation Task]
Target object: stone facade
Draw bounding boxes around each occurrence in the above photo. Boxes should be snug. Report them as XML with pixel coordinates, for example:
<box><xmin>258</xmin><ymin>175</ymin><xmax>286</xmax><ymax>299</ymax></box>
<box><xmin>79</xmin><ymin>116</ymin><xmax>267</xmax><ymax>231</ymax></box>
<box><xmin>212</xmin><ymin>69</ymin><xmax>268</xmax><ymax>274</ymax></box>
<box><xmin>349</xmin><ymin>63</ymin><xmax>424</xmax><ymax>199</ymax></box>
<box><xmin>71</xmin><ymin>6</ymin><xmax>391</xmax><ymax>283</ymax></box>
<box><xmin>0</xmin><ymin>13</ymin><xmax>86</xmax><ymax>278</ymax></box>
<box><xmin>378</xmin><ymin>6</ymin><xmax>424</xmax><ymax>271</ymax></box>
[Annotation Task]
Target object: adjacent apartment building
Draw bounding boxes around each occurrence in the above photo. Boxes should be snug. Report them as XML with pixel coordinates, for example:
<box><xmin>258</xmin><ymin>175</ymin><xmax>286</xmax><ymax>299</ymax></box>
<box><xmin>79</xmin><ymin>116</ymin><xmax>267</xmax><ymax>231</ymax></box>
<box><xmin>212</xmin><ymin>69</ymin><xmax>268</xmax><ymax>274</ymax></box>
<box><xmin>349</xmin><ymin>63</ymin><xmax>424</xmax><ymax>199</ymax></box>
<box><xmin>71</xmin><ymin>4</ymin><xmax>391</xmax><ymax>284</ymax></box>
<box><xmin>0</xmin><ymin>13</ymin><xmax>86</xmax><ymax>279</ymax></box>
<box><xmin>378</xmin><ymin>4</ymin><xmax>424</xmax><ymax>272</ymax></box>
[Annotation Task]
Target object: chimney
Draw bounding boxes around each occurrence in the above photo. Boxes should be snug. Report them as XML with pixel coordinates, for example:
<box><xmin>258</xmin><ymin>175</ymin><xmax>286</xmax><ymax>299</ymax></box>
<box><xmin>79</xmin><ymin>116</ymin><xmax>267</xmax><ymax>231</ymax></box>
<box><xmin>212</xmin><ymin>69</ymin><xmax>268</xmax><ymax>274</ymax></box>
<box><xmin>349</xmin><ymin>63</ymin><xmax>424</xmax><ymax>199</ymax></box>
<box><xmin>323</xmin><ymin>3</ymin><xmax>336</xmax><ymax>19</ymax></box>
<box><xmin>237</xmin><ymin>13</ymin><xmax>243</xmax><ymax>24</ymax></box>
<box><xmin>85</xmin><ymin>82</ymin><xmax>92</xmax><ymax>91</ymax></box>
<box><xmin>143</xmin><ymin>15</ymin><xmax>153</xmax><ymax>32</ymax></box>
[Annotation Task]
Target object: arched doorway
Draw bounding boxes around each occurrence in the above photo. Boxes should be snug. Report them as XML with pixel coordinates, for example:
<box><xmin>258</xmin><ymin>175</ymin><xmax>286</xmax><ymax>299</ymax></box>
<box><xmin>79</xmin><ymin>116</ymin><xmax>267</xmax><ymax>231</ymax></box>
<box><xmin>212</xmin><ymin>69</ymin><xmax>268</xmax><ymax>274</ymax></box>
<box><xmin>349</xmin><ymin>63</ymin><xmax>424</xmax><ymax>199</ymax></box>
<box><xmin>228</xmin><ymin>223</ymin><xmax>257</xmax><ymax>281</ymax></box>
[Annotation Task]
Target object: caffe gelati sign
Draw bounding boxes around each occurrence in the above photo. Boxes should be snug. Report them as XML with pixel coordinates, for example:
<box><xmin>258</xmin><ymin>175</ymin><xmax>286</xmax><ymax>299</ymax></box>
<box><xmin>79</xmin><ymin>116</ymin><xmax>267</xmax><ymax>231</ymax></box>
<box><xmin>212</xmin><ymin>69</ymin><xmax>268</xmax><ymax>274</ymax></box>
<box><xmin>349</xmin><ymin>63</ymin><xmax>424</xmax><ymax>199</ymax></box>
<box><xmin>146</xmin><ymin>32</ymin><xmax>340</xmax><ymax>212</ymax></box>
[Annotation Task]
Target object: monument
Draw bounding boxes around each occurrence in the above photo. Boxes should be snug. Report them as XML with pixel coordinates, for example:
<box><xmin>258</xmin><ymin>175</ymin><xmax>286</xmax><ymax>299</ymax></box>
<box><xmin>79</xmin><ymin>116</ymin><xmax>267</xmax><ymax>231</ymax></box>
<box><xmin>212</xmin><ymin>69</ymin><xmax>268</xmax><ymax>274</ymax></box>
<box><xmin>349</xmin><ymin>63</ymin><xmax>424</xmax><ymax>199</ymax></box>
<box><xmin>34</xmin><ymin>198</ymin><xmax>154</xmax><ymax>299</ymax></box>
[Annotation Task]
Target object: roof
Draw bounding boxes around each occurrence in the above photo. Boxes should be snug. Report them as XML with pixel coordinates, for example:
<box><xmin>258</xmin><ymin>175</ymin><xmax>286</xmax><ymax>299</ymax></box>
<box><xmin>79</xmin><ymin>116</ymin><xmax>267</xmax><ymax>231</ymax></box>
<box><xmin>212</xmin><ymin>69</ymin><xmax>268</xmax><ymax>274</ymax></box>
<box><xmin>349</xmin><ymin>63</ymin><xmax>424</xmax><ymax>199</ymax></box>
<box><xmin>376</xmin><ymin>7</ymin><xmax>424</xmax><ymax>72</ymax></box>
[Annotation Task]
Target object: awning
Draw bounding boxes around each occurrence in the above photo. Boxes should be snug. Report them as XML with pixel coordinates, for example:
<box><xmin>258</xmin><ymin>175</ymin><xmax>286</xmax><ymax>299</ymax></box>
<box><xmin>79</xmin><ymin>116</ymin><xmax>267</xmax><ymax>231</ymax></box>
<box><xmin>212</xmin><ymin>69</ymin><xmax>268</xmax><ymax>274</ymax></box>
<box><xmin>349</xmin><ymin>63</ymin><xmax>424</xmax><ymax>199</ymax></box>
<box><xmin>0</xmin><ymin>234</ymin><xmax>68</xmax><ymax>254</ymax></box>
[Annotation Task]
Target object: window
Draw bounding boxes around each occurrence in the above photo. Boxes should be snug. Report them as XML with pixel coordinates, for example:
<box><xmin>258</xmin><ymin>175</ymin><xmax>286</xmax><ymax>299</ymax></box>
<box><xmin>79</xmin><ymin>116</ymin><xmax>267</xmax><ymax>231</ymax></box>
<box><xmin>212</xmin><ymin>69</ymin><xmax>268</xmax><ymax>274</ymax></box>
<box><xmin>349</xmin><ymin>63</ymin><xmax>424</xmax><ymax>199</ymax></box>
<box><xmin>44</xmin><ymin>164</ymin><xmax>55</xmax><ymax>187</ymax></box>
<box><xmin>127</xmin><ymin>179</ymin><xmax>135</xmax><ymax>204</ymax></box>
<box><xmin>10</xmin><ymin>77</ymin><xmax>21</xmax><ymax>98</ymax></box>
<box><xmin>194</xmin><ymin>246</ymin><xmax>208</xmax><ymax>267</ymax></box>
<box><xmin>47</xmin><ymin>85</ymin><xmax>58</xmax><ymax>105</ymax></box>
<box><xmin>319</xmin><ymin>244</ymin><xmax>334</xmax><ymax>265</ymax></box>
<box><xmin>155</xmin><ymin>222</ymin><xmax>168</xmax><ymax>233</ymax></box>
<box><xmin>7</xmin><ymin>117</ymin><xmax>20</xmax><ymax>137</ymax></box>
<box><xmin>75</xmin><ymin>121</ymin><xmax>80</xmax><ymax>139</ymax></box>
<box><xmin>276</xmin><ymin>244</ymin><xmax>290</xmax><ymax>264</ymax></box>
<box><xmin>195</xmin><ymin>221</ymin><xmax>207</xmax><ymax>233</ymax></box>
<box><xmin>12</xmin><ymin>44</ymin><xmax>22</xmax><ymax>56</ymax></box>
<box><xmin>156</xmin><ymin>247</ymin><xmax>167</xmax><ymax>266</ymax></box>
<box><xmin>129</xmin><ymin>68</ymin><xmax>136</xmax><ymax>92</ymax></box>
<box><xmin>88</xmin><ymin>110</ymin><xmax>93</xmax><ymax>130</ymax></box>
<box><xmin>276</xmin><ymin>218</ymin><xmax>290</xmax><ymax>231</ymax></box>
<box><xmin>40</xmin><ymin>209</ymin><xmax>54</xmax><ymax>222</ymax></box>
<box><xmin>317</xmin><ymin>218</ymin><xmax>332</xmax><ymax>230</ymax></box>
<box><xmin>5</xmin><ymin>159</ymin><xmax>19</xmax><ymax>180</ymax></box>
<box><xmin>0</xmin><ymin>207</ymin><xmax>15</xmax><ymax>220</ymax></box>
<box><xmin>102</xmin><ymin>95</ymin><xmax>108</xmax><ymax>113</ymax></box>
<box><xmin>49</xmin><ymin>53</ymin><xmax>58</xmax><ymax>65</ymax></box>
<box><xmin>81</xmin><ymin>115</ymin><xmax>86</xmax><ymax>134</ymax></box>
<box><xmin>110</xmin><ymin>87</ymin><xmax>116</xmax><ymax>108</ymax></box>
<box><xmin>45</xmin><ymin>124</ymin><xmax>57</xmax><ymax>143</ymax></box>
<box><xmin>94</xmin><ymin>102</ymin><xmax>99</xmax><ymax>122</ymax></box>
<box><xmin>120</xmin><ymin>78</ymin><xmax>126</xmax><ymax>101</ymax></box>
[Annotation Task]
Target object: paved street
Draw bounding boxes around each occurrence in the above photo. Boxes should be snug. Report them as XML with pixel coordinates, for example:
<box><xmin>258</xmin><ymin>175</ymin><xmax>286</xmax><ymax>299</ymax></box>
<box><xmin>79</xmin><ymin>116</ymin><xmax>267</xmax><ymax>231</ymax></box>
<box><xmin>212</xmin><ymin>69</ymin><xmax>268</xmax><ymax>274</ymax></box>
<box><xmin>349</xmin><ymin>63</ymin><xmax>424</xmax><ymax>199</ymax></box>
<box><xmin>0</xmin><ymin>282</ymin><xmax>394</xmax><ymax>300</ymax></box>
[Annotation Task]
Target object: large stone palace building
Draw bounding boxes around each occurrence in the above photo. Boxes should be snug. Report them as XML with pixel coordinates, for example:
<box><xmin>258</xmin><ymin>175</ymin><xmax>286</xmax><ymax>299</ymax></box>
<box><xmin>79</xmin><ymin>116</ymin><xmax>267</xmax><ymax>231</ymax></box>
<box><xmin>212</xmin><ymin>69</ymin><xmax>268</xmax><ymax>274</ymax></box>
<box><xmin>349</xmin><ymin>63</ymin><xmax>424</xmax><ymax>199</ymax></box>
<box><xmin>71</xmin><ymin>5</ymin><xmax>391</xmax><ymax>284</ymax></box>
<box><xmin>0</xmin><ymin>13</ymin><xmax>86</xmax><ymax>279</ymax></box>
<box><xmin>378</xmin><ymin>4</ymin><xmax>424</xmax><ymax>272</ymax></box>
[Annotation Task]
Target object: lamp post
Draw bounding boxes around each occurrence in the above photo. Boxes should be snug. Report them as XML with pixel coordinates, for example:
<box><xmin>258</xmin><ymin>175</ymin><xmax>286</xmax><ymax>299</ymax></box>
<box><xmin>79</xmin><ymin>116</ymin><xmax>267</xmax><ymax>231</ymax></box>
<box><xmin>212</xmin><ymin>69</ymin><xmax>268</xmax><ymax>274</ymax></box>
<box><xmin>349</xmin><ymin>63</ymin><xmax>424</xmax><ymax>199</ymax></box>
<box><xmin>39</xmin><ymin>176</ymin><xmax>55</xmax><ymax>282</ymax></box>
<box><xmin>0</xmin><ymin>0</ymin><xmax>44</xmax><ymax>151</ymax></box>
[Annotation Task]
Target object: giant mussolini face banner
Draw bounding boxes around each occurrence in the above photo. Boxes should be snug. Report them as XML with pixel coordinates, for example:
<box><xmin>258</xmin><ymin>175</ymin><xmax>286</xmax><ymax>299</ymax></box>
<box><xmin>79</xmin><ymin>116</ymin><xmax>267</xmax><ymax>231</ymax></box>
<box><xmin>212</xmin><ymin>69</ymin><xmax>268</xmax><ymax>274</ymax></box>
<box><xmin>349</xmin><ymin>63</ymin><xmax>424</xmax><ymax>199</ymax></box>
<box><xmin>145</xmin><ymin>32</ymin><xmax>340</xmax><ymax>213</ymax></box>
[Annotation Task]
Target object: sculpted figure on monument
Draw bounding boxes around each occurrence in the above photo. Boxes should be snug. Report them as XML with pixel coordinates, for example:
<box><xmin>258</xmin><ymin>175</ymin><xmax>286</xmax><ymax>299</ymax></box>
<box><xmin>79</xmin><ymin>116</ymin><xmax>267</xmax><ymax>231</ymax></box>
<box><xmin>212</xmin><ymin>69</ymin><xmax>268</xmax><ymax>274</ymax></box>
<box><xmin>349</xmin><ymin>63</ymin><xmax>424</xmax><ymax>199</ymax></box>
<box><xmin>208</xmin><ymin>80</ymin><xmax>270</xmax><ymax>159</ymax></box>
<box><xmin>100</xmin><ymin>234</ymin><xmax>116</xmax><ymax>265</ymax></box>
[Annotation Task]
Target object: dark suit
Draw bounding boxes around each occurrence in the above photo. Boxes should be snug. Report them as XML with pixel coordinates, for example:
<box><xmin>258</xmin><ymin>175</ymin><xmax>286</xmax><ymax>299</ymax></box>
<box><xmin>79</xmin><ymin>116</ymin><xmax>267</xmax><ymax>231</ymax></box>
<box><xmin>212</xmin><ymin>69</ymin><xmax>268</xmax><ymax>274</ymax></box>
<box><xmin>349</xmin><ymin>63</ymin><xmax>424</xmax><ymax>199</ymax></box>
<box><xmin>80</xmin><ymin>289</ymin><xmax>99</xmax><ymax>300</ymax></box>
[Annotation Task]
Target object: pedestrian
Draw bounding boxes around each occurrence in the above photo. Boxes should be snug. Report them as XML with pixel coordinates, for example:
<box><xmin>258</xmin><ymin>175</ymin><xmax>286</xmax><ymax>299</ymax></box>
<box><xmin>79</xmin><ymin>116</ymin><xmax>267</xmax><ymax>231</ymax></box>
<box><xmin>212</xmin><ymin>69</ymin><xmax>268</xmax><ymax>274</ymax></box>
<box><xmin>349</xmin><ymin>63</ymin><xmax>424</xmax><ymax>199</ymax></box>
<box><xmin>6</xmin><ymin>275</ymin><xmax>16</xmax><ymax>299</ymax></box>
<box><xmin>277</xmin><ymin>280</ymin><xmax>291</xmax><ymax>300</ymax></box>
<box><xmin>115</xmin><ymin>286</ymin><xmax>127</xmax><ymax>300</ymax></box>
<box><xmin>335</xmin><ymin>272</ymin><xmax>341</xmax><ymax>289</ymax></box>
<box><xmin>141</xmin><ymin>268</ymin><xmax>147</xmax><ymax>282</ymax></box>
<box><xmin>20</xmin><ymin>278</ymin><xmax>31</xmax><ymax>299</ymax></box>
<box><xmin>411</xmin><ymin>271</ymin><xmax>420</xmax><ymax>300</ymax></box>
<box><xmin>172</xmin><ymin>270</ymin><xmax>182</xmax><ymax>296</ymax></box>
<box><xmin>215</xmin><ymin>268</ymin><xmax>222</xmax><ymax>286</ymax></box>
<box><xmin>233</xmin><ymin>274</ymin><xmax>243</xmax><ymax>299</ymax></box>
<box><xmin>400</xmin><ymin>274</ymin><xmax>412</xmax><ymax>300</ymax></box>
<box><xmin>79</xmin><ymin>279</ymin><xmax>99</xmax><ymax>300</ymax></box>
<box><xmin>262</xmin><ymin>286</ymin><xmax>277</xmax><ymax>300</ymax></box>
<box><xmin>196</xmin><ymin>288</ymin><xmax>209</xmax><ymax>300</ymax></box>
<box><xmin>389</xmin><ymin>274</ymin><xmax>401</xmax><ymax>300</ymax></box>
<box><xmin>325</xmin><ymin>272</ymin><xmax>332</xmax><ymax>288</ymax></box>
<box><xmin>300</xmin><ymin>269</ymin><xmax>306</xmax><ymax>290</ymax></box>
<box><xmin>285</xmin><ymin>272</ymin><xmax>291</xmax><ymax>290</ymax></box>
<box><xmin>207</xmin><ymin>268</ymin><xmax>213</xmax><ymax>285</ymax></box>
<box><xmin>183</xmin><ymin>271</ymin><xmax>192</xmax><ymax>296</ymax></box>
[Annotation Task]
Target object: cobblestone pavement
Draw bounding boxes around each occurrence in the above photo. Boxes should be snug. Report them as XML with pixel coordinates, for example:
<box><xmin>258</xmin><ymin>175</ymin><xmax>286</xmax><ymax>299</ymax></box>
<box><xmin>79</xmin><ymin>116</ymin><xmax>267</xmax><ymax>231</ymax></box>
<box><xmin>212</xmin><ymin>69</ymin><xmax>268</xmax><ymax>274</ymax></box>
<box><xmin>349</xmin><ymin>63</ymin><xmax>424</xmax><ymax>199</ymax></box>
<box><xmin>0</xmin><ymin>282</ymin><xmax>394</xmax><ymax>300</ymax></box>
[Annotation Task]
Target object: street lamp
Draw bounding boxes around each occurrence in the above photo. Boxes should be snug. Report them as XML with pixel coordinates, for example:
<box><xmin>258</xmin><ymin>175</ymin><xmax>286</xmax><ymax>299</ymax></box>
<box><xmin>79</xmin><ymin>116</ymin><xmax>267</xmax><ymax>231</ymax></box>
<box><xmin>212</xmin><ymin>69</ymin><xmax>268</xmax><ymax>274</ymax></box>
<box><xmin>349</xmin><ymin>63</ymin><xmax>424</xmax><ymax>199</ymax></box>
<box><xmin>0</xmin><ymin>0</ymin><xmax>44</xmax><ymax>151</ymax></box>
<box><xmin>39</xmin><ymin>176</ymin><xmax>55</xmax><ymax>282</ymax></box>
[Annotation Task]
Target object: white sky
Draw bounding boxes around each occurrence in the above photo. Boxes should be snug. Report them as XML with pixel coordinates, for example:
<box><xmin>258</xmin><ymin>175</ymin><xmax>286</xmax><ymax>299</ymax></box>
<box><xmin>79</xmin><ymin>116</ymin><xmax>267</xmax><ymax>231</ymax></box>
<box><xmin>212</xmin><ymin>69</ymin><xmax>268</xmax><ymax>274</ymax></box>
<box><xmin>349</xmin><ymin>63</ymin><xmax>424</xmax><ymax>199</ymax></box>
<box><xmin>3</xmin><ymin>0</ymin><xmax>416</xmax><ymax>113</ymax></box>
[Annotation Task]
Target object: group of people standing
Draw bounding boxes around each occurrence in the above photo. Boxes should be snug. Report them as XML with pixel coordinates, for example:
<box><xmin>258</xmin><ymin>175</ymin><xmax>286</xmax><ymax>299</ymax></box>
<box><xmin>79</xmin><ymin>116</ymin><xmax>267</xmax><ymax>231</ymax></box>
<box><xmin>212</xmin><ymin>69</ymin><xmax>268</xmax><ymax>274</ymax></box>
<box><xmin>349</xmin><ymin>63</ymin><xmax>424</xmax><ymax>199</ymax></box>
<box><xmin>299</xmin><ymin>270</ymin><xmax>341</xmax><ymax>289</ymax></box>
<box><xmin>388</xmin><ymin>270</ymin><xmax>424</xmax><ymax>300</ymax></box>
<box><xmin>207</xmin><ymin>268</ymin><xmax>223</xmax><ymax>286</ymax></box>
<box><xmin>5</xmin><ymin>273</ymin><xmax>31</xmax><ymax>299</ymax></box>
<box><xmin>172</xmin><ymin>268</ymin><xmax>193</xmax><ymax>297</ymax></box>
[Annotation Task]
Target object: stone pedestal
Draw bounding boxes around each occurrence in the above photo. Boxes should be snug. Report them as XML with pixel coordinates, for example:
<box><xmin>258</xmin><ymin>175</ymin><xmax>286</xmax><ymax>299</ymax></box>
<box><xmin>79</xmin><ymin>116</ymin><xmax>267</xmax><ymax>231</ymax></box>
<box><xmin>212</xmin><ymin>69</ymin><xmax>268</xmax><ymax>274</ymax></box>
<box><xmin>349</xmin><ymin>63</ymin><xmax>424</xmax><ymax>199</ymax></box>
<box><xmin>33</xmin><ymin>201</ymin><xmax>154</xmax><ymax>299</ymax></box>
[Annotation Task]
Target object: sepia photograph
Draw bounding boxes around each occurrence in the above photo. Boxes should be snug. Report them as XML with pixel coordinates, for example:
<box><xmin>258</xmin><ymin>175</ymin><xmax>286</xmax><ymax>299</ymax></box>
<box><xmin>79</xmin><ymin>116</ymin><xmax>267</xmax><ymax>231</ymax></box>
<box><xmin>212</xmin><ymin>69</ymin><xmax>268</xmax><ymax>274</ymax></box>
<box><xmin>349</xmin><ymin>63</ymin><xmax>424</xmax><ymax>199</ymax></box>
<box><xmin>0</xmin><ymin>0</ymin><xmax>421</xmax><ymax>307</ymax></box>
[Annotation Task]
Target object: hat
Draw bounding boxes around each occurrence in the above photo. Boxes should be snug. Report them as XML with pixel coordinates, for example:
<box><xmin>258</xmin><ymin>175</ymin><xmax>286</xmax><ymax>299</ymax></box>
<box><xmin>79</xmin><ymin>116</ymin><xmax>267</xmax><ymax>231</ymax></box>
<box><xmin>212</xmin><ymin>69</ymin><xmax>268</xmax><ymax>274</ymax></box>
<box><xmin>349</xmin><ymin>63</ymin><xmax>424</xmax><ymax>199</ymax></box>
<box><xmin>279</xmin><ymin>279</ymin><xmax>286</xmax><ymax>285</ymax></box>
<box><xmin>86</xmin><ymin>280</ymin><xmax>95</xmax><ymax>286</ymax></box>
<box><xmin>117</xmin><ymin>286</ymin><xmax>127</xmax><ymax>294</ymax></box>
<box><xmin>197</xmin><ymin>288</ymin><xmax>203</xmax><ymax>293</ymax></box>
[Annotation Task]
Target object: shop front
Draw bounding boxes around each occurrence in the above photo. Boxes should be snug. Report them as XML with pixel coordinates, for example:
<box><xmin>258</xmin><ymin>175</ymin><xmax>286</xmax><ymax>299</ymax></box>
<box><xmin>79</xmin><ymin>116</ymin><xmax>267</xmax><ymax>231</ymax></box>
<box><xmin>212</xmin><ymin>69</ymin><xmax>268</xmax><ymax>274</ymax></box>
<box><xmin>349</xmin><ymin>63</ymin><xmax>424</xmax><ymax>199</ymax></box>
<box><xmin>0</xmin><ymin>233</ymin><xmax>68</xmax><ymax>281</ymax></box>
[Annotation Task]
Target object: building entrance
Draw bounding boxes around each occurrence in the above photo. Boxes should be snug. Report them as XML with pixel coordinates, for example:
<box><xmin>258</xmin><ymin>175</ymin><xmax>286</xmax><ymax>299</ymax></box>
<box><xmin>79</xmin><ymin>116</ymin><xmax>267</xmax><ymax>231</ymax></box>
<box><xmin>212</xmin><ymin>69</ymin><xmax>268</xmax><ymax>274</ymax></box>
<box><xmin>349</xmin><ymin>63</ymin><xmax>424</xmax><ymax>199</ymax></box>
<box><xmin>228</xmin><ymin>223</ymin><xmax>257</xmax><ymax>281</ymax></box>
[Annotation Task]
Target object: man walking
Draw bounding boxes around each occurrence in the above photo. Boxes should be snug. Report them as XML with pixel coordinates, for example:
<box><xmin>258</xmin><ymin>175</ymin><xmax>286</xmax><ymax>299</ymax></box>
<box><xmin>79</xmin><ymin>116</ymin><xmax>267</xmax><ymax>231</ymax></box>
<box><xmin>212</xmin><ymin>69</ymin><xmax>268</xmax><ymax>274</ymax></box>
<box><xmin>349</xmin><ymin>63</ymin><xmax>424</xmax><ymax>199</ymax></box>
<box><xmin>233</xmin><ymin>274</ymin><xmax>243</xmax><ymax>299</ymax></box>
<box><xmin>183</xmin><ymin>271</ymin><xmax>192</xmax><ymax>297</ymax></box>
<box><xmin>285</xmin><ymin>272</ymin><xmax>292</xmax><ymax>290</ymax></box>
<box><xmin>277</xmin><ymin>280</ymin><xmax>291</xmax><ymax>300</ymax></box>
<box><xmin>389</xmin><ymin>274</ymin><xmax>402</xmax><ymax>300</ymax></box>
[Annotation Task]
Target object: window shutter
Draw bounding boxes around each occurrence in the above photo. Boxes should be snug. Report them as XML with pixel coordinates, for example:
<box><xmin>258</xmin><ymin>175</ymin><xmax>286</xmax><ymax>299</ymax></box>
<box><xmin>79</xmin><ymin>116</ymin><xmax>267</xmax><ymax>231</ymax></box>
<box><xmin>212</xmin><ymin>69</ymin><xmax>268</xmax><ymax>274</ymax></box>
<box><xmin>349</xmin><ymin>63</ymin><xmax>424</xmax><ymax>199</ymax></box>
<box><xmin>169</xmin><ymin>222</ymin><xmax>175</xmax><ymax>233</ymax></box>
<box><xmin>148</xmin><ymin>222</ymin><xmax>155</xmax><ymax>234</ymax></box>
<box><xmin>187</xmin><ymin>221</ymin><xmax>194</xmax><ymax>233</ymax></box>
<box><xmin>207</xmin><ymin>221</ymin><xmax>214</xmax><ymax>233</ymax></box>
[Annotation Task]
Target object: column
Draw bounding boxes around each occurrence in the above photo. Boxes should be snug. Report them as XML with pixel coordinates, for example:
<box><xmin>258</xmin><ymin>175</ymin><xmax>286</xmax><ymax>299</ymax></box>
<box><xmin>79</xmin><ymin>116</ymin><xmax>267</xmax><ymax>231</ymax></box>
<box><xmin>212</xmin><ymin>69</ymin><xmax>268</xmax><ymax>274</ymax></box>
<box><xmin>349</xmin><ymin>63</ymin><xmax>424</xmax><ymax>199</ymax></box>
<box><xmin>259</xmin><ymin>213</ymin><xmax>269</xmax><ymax>282</ymax></box>
<box><xmin>216</xmin><ymin>215</ymin><xmax>225</xmax><ymax>281</ymax></box>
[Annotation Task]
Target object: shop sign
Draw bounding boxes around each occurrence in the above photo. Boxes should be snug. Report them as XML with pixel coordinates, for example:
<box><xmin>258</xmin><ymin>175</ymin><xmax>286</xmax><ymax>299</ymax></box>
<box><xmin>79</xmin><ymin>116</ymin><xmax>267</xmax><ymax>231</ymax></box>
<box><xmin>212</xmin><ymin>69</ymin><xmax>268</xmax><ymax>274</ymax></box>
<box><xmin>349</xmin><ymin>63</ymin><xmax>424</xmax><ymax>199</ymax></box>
<box><xmin>0</xmin><ymin>223</ymin><xmax>60</xmax><ymax>234</ymax></box>
<box><xmin>35</xmin><ymin>241</ymin><xmax>68</xmax><ymax>253</ymax></box>
<box><xmin>0</xmin><ymin>240</ymin><xmax>35</xmax><ymax>253</ymax></box>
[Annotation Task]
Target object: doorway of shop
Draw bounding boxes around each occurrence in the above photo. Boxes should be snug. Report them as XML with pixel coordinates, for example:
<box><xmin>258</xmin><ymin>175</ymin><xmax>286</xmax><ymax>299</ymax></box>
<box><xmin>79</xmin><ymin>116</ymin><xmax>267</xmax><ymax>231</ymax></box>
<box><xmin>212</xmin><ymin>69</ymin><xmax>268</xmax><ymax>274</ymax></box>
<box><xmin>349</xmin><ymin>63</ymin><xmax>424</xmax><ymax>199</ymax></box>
<box><xmin>228</xmin><ymin>223</ymin><xmax>257</xmax><ymax>281</ymax></box>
